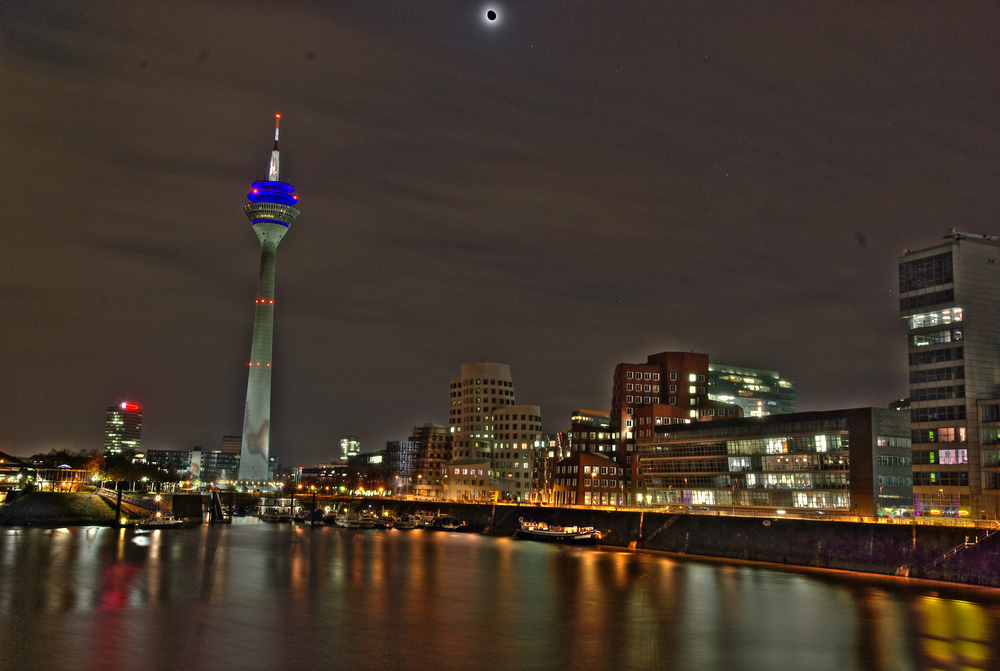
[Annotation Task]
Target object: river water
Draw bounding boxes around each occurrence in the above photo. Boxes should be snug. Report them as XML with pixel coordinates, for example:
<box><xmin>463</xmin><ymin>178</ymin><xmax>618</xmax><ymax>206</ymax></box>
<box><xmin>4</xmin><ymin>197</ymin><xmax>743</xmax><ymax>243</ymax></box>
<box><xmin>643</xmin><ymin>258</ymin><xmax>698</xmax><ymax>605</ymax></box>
<box><xmin>0</xmin><ymin>519</ymin><xmax>996</xmax><ymax>671</ymax></box>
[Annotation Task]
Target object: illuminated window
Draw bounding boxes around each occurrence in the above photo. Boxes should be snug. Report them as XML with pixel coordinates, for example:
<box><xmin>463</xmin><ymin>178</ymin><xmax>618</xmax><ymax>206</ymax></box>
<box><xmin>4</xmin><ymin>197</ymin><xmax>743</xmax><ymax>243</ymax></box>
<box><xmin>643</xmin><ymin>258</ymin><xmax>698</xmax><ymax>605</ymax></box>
<box><xmin>689</xmin><ymin>374</ymin><xmax>696</xmax><ymax>382</ymax></box>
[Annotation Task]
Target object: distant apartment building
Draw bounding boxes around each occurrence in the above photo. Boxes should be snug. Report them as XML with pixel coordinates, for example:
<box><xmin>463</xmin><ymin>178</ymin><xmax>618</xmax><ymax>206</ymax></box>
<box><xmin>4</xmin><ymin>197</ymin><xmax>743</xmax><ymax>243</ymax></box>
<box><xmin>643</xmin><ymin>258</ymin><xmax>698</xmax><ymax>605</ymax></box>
<box><xmin>900</xmin><ymin>231</ymin><xmax>1000</xmax><ymax>519</ymax></box>
<box><xmin>637</xmin><ymin>407</ymin><xmax>911</xmax><ymax>517</ymax></box>
<box><xmin>340</xmin><ymin>436</ymin><xmax>361</xmax><ymax>460</ymax></box>
<box><xmin>411</xmin><ymin>423</ymin><xmax>453</xmax><ymax>498</ymax></box>
<box><xmin>105</xmin><ymin>402</ymin><xmax>143</xmax><ymax>455</ymax></box>
<box><xmin>610</xmin><ymin>352</ymin><xmax>743</xmax><ymax>505</ymax></box>
<box><xmin>708</xmin><ymin>363</ymin><xmax>796</xmax><ymax>416</ymax></box>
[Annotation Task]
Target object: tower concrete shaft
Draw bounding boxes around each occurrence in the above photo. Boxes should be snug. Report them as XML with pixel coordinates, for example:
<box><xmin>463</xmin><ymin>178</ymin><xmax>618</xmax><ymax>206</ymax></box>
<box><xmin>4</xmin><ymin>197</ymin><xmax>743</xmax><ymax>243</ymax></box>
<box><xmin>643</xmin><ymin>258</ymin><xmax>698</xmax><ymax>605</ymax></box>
<box><xmin>238</xmin><ymin>116</ymin><xmax>299</xmax><ymax>482</ymax></box>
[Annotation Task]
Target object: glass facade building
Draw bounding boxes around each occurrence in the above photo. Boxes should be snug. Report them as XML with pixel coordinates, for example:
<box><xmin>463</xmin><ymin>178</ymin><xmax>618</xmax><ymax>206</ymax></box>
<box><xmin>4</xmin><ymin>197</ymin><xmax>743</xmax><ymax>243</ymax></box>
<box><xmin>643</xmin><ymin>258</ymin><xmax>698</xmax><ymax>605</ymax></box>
<box><xmin>105</xmin><ymin>402</ymin><xmax>142</xmax><ymax>455</ymax></box>
<box><xmin>708</xmin><ymin>363</ymin><xmax>795</xmax><ymax>416</ymax></box>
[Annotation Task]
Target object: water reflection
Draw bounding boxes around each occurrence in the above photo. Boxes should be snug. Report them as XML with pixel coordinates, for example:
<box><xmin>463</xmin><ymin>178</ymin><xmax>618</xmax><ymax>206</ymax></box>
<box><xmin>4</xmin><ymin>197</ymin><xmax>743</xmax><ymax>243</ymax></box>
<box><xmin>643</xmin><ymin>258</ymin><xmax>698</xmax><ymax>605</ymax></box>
<box><xmin>1</xmin><ymin>521</ymin><xmax>999</xmax><ymax>670</ymax></box>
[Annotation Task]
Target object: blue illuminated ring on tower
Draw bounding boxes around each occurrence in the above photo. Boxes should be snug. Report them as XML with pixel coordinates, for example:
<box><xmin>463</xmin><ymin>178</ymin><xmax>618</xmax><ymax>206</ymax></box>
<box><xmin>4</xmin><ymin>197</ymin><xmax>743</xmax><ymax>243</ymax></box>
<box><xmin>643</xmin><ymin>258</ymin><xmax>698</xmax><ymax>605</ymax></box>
<box><xmin>248</xmin><ymin>181</ymin><xmax>298</xmax><ymax>206</ymax></box>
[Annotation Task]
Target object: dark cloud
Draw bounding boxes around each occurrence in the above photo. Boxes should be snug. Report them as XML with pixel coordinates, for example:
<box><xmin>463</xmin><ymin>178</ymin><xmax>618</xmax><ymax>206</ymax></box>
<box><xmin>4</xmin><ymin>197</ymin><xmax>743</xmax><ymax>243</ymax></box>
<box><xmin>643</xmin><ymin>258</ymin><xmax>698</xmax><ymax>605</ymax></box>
<box><xmin>1</xmin><ymin>1</ymin><xmax>997</xmax><ymax>464</ymax></box>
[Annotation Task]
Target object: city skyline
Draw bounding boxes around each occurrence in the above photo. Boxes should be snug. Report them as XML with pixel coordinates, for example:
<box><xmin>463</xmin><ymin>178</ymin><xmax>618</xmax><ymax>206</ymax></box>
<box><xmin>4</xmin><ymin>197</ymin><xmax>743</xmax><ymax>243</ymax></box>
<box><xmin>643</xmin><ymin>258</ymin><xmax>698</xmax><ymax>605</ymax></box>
<box><xmin>1</xmin><ymin>3</ymin><xmax>997</xmax><ymax>465</ymax></box>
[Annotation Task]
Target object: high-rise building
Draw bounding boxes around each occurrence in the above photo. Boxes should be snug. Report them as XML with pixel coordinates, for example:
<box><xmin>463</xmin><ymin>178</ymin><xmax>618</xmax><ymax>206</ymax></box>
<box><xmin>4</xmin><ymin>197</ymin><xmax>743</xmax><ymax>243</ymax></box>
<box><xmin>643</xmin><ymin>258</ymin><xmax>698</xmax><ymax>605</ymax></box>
<box><xmin>708</xmin><ymin>363</ymin><xmax>796</xmax><ymax>416</ymax></box>
<box><xmin>446</xmin><ymin>361</ymin><xmax>542</xmax><ymax>500</ymax></box>
<box><xmin>238</xmin><ymin>115</ymin><xmax>300</xmax><ymax>482</ymax></box>
<box><xmin>900</xmin><ymin>230</ymin><xmax>1000</xmax><ymax>519</ymax></box>
<box><xmin>105</xmin><ymin>402</ymin><xmax>143</xmax><ymax>455</ymax></box>
<box><xmin>340</xmin><ymin>436</ymin><xmax>361</xmax><ymax>460</ymax></box>
<box><xmin>448</xmin><ymin>362</ymin><xmax>516</xmax><ymax>460</ymax></box>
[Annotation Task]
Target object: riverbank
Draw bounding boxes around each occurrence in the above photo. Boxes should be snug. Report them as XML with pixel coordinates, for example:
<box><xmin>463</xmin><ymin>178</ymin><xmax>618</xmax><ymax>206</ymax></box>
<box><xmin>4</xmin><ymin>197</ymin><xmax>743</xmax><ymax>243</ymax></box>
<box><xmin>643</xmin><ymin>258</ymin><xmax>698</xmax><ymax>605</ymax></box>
<box><xmin>5</xmin><ymin>493</ymin><xmax>998</xmax><ymax>588</ymax></box>
<box><xmin>0</xmin><ymin>492</ymin><xmax>117</xmax><ymax>525</ymax></box>
<box><xmin>342</xmin><ymin>498</ymin><xmax>1000</xmax><ymax>588</ymax></box>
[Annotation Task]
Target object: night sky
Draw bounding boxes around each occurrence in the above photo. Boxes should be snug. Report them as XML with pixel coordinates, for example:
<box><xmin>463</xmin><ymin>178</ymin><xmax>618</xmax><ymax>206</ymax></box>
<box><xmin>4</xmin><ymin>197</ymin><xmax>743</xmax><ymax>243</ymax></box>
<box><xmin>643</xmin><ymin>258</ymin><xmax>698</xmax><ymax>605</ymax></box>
<box><xmin>2</xmin><ymin>2</ymin><xmax>997</xmax><ymax>465</ymax></box>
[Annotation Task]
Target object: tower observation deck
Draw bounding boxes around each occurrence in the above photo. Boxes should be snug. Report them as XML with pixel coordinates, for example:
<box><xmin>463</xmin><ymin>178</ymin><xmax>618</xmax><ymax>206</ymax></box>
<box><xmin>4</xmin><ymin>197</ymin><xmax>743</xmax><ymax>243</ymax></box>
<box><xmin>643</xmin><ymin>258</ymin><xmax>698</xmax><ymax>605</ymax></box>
<box><xmin>238</xmin><ymin>115</ymin><xmax>299</xmax><ymax>482</ymax></box>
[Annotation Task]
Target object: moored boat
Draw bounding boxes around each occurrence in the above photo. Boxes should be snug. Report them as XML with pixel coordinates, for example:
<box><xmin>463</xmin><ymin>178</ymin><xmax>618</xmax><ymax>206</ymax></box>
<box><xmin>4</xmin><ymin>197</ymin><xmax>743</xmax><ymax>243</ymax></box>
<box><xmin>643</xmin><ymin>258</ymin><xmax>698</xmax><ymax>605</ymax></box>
<box><xmin>335</xmin><ymin>511</ymin><xmax>361</xmax><ymax>528</ymax></box>
<box><xmin>516</xmin><ymin>518</ymin><xmax>602</xmax><ymax>544</ymax></box>
<box><xmin>375</xmin><ymin>515</ymin><xmax>395</xmax><ymax>529</ymax></box>
<box><xmin>359</xmin><ymin>512</ymin><xmax>377</xmax><ymax>529</ymax></box>
<box><xmin>430</xmin><ymin>515</ymin><xmax>466</xmax><ymax>531</ymax></box>
<box><xmin>414</xmin><ymin>511</ymin><xmax>437</xmax><ymax>529</ymax></box>
<box><xmin>138</xmin><ymin>514</ymin><xmax>185</xmax><ymax>529</ymax></box>
<box><xmin>393</xmin><ymin>514</ymin><xmax>417</xmax><ymax>530</ymax></box>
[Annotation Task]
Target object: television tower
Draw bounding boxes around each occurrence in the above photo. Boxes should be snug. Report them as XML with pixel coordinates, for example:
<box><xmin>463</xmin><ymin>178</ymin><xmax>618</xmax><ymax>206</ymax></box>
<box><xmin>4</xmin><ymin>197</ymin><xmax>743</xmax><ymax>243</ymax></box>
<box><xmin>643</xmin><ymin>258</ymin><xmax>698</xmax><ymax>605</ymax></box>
<box><xmin>238</xmin><ymin>114</ymin><xmax>300</xmax><ymax>482</ymax></box>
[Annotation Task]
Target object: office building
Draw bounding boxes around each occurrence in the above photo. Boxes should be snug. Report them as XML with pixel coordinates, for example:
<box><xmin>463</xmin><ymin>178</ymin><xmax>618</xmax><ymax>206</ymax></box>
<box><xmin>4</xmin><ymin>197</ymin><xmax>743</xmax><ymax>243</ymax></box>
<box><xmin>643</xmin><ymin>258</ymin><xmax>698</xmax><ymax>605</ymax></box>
<box><xmin>146</xmin><ymin>449</ymin><xmax>192</xmax><ymax>475</ymax></box>
<box><xmin>708</xmin><ymin>363</ymin><xmax>796</xmax><ymax>416</ymax></box>
<box><xmin>900</xmin><ymin>230</ymin><xmax>1000</xmax><ymax>518</ymax></box>
<box><xmin>105</xmin><ymin>402</ymin><xmax>143</xmax><ymax>455</ymax></box>
<box><xmin>340</xmin><ymin>436</ymin><xmax>361</xmax><ymax>460</ymax></box>
<box><xmin>449</xmin><ymin>361</ymin><xmax>515</xmax><ymax>459</ymax></box>
<box><xmin>637</xmin><ymin>407</ymin><xmax>911</xmax><ymax>517</ymax></box>
<box><xmin>610</xmin><ymin>351</ymin><xmax>742</xmax><ymax>505</ymax></box>
<box><xmin>492</xmin><ymin>404</ymin><xmax>541</xmax><ymax>502</ymax></box>
<box><xmin>202</xmin><ymin>451</ymin><xmax>240</xmax><ymax>483</ymax></box>
<box><xmin>238</xmin><ymin>115</ymin><xmax>300</xmax><ymax>481</ymax></box>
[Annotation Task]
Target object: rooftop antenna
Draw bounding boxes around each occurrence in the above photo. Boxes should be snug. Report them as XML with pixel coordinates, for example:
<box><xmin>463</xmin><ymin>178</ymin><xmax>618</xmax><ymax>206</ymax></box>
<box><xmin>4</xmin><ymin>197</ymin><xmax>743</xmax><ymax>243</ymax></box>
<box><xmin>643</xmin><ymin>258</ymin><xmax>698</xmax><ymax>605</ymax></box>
<box><xmin>268</xmin><ymin>114</ymin><xmax>281</xmax><ymax>181</ymax></box>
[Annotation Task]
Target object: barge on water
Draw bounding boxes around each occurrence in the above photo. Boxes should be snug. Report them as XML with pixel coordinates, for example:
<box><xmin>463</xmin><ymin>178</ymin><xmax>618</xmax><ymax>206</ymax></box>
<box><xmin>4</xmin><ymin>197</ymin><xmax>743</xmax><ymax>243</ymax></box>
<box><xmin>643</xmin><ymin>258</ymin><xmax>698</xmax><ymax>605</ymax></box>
<box><xmin>516</xmin><ymin>518</ymin><xmax>602</xmax><ymax>544</ymax></box>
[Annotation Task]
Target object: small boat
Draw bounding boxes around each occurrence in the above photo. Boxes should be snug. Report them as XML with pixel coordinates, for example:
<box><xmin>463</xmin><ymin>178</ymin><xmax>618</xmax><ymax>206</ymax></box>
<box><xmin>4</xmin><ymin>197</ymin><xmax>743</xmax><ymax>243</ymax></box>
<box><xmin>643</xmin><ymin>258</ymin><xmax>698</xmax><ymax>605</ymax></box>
<box><xmin>414</xmin><ymin>511</ymin><xmax>437</xmax><ymax>529</ymax></box>
<box><xmin>138</xmin><ymin>514</ymin><xmax>185</xmax><ymax>529</ymax></box>
<box><xmin>375</xmin><ymin>515</ymin><xmax>395</xmax><ymax>529</ymax></box>
<box><xmin>394</xmin><ymin>514</ymin><xmax>417</xmax><ymax>530</ymax></box>
<box><xmin>430</xmin><ymin>515</ymin><xmax>466</xmax><ymax>531</ymax></box>
<box><xmin>516</xmin><ymin>518</ymin><xmax>602</xmax><ymax>544</ymax></box>
<box><xmin>335</xmin><ymin>511</ymin><xmax>361</xmax><ymax>528</ymax></box>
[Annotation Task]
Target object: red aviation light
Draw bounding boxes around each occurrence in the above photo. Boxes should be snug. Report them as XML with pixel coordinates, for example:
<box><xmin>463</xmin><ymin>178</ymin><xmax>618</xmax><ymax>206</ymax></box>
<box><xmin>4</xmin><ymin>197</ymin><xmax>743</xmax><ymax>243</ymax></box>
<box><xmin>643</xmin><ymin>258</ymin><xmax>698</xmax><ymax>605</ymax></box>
<box><xmin>121</xmin><ymin>403</ymin><xmax>140</xmax><ymax>411</ymax></box>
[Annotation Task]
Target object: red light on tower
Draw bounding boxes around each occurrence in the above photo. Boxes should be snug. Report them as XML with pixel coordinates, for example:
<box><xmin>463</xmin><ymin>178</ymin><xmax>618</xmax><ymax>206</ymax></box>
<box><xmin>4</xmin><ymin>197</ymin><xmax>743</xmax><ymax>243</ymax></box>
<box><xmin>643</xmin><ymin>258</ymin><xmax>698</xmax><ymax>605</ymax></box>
<box><xmin>123</xmin><ymin>403</ymin><xmax>140</xmax><ymax>412</ymax></box>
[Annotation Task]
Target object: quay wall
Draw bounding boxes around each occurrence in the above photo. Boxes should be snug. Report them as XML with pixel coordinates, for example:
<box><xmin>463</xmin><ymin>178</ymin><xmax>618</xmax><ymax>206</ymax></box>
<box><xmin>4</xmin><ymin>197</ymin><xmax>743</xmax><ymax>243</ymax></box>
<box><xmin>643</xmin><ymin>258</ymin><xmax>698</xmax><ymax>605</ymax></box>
<box><xmin>334</xmin><ymin>498</ymin><xmax>1000</xmax><ymax>588</ymax></box>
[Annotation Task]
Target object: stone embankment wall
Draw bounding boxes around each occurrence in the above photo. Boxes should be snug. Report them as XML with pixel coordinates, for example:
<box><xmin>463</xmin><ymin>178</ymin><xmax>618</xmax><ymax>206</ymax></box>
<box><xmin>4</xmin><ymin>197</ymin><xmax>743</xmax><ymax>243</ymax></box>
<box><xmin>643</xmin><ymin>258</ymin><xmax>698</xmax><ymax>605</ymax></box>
<box><xmin>332</xmin><ymin>498</ymin><xmax>1000</xmax><ymax>588</ymax></box>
